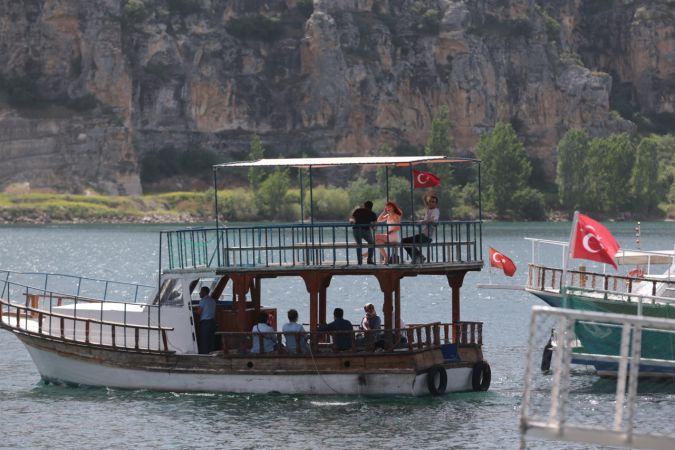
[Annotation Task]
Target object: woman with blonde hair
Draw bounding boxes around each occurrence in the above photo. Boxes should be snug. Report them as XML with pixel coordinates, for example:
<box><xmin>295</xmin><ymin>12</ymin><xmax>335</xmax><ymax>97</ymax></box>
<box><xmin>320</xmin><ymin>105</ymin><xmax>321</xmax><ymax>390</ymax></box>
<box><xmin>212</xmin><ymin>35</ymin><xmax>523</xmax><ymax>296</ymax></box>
<box><xmin>374</xmin><ymin>201</ymin><xmax>402</xmax><ymax>264</ymax></box>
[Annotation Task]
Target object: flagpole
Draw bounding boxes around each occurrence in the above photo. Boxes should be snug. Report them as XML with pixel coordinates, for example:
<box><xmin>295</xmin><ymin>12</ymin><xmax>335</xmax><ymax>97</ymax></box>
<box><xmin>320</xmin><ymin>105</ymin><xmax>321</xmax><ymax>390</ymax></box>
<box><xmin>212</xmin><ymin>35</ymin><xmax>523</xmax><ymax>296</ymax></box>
<box><xmin>562</xmin><ymin>211</ymin><xmax>579</xmax><ymax>295</ymax></box>
<box><xmin>408</xmin><ymin>165</ymin><xmax>415</xmax><ymax>224</ymax></box>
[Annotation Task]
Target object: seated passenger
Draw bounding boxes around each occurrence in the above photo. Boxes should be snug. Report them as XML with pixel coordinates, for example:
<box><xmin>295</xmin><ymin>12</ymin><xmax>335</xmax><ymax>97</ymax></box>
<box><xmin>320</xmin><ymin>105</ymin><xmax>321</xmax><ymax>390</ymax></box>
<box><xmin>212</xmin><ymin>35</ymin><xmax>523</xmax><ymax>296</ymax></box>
<box><xmin>361</xmin><ymin>303</ymin><xmax>382</xmax><ymax>331</ymax></box>
<box><xmin>318</xmin><ymin>308</ymin><xmax>354</xmax><ymax>351</ymax></box>
<box><xmin>282</xmin><ymin>309</ymin><xmax>308</xmax><ymax>354</ymax></box>
<box><xmin>360</xmin><ymin>303</ymin><xmax>383</xmax><ymax>348</ymax></box>
<box><xmin>251</xmin><ymin>312</ymin><xmax>277</xmax><ymax>353</ymax></box>
<box><xmin>389</xmin><ymin>312</ymin><xmax>408</xmax><ymax>345</ymax></box>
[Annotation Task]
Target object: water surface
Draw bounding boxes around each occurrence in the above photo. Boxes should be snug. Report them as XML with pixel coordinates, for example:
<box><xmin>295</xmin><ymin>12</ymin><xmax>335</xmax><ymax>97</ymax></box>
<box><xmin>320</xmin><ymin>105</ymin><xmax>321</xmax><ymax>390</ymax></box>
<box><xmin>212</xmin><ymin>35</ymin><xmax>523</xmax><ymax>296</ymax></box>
<box><xmin>1</xmin><ymin>222</ymin><xmax>673</xmax><ymax>449</ymax></box>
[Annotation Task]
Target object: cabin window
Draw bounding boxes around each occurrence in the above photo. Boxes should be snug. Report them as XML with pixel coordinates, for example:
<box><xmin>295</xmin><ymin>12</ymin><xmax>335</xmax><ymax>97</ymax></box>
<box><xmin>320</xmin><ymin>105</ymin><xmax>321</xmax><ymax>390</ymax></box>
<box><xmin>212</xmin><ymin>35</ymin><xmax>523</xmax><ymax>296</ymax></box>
<box><xmin>153</xmin><ymin>279</ymin><xmax>184</xmax><ymax>306</ymax></box>
<box><xmin>189</xmin><ymin>277</ymin><xmax>230</xmax><ymax>303</ymax></box>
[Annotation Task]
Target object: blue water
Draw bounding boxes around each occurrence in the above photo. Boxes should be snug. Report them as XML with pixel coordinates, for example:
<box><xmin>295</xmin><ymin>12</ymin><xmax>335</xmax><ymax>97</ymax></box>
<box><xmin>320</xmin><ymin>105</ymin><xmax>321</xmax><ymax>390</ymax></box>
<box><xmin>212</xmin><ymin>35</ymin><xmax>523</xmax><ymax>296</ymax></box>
<box><xmin>0</xmin><ymin>222</ymin><xmax>673</xmax><ymax>449</ymax></box>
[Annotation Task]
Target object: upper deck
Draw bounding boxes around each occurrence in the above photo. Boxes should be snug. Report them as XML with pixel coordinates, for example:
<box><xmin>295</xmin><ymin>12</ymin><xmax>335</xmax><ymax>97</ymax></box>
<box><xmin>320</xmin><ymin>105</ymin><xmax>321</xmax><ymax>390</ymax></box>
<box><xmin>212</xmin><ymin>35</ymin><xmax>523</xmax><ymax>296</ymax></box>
<box><xmin>161</xmin><ymin>220</ymin><xmax>483</xmax><ymax>274</ymax></box>
<box><xmin>161</xmin><ymin>155</ymin><xmax>484</xmax><ymax>276</ymax></box>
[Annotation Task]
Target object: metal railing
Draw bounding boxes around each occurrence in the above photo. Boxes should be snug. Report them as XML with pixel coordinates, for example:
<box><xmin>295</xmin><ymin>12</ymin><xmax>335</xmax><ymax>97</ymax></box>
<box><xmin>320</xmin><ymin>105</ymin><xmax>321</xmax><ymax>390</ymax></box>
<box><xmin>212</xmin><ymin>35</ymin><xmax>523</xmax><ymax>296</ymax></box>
<box><xmin>521</xmin><ymin>306</ymin><xmax>675</xmax><ymax>449</ymax></box>
<box><xmin>214</xmin><ymin>321</ymin><xmax>482</xmax><ymax>355</ymax></box>
<box><xmin>0</xmin><ymin>279</ymin><xmax>170</xmax><ymax>352</ymax></box>
<box><xmin>162</xmin><ymin>220</ymin><xmax>482</xmax><ymax>270</ymax></box>
<box><xmin>527</xmin><ymin>263</ymin><xmax>675</xmax><ymax>298</ymax></box>
<box><xmin>0</xmin><ymin>269</ymin><xmax>155</xmax><ymax>303</ymax></box>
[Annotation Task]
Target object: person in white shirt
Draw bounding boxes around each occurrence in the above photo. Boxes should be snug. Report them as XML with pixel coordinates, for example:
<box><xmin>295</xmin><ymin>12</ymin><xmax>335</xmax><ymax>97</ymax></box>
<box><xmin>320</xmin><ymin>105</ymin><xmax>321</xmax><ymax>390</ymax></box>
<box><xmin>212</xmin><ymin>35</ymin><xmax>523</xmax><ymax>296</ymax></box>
<box><xmin>251</xmin><ymin>312</ymin><xmax>277</xmax><ymax>353</ymax></box>
<box><xmin>282</xmin><ymin>309</ymin><xmax>308</xmax><ymax>353</ymax></box>
<box><xmin>402</xmin><ymin>195</ymin><xmax>439</xmax><ymax>263</ymax></box>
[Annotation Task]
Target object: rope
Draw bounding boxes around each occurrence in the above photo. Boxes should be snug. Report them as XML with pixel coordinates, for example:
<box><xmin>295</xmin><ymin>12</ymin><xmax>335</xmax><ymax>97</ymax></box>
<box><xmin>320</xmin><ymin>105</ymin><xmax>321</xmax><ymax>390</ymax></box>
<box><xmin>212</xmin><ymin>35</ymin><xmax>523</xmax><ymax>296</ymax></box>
<box><xmin>306</xmin><ymin>332</ymin><xmax>342</xmax><ymax>395</ymax></box>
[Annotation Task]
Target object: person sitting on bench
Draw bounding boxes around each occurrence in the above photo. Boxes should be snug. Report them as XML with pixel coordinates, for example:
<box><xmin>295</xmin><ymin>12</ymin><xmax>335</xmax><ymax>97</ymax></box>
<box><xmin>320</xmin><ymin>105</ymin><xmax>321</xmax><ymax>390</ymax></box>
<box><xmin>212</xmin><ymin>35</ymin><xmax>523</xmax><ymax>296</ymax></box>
<box><xmin>401</xmin><ymin>195</ymin><xmax>439</xmax><ymax>263</ymax></box>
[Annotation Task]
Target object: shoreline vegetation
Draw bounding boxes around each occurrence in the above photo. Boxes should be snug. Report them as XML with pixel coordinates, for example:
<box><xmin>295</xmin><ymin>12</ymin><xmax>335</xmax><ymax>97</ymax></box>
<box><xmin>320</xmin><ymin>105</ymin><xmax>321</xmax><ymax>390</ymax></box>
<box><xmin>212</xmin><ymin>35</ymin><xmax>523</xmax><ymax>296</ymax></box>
<box><xmin>2</xmin><ymin>119</ymin><xmax>674</xmax><ymax>225</ymax></box>
<box><xmin>1</xmin><ymin>190</ymin><xmax>672</xmax><ymax>225</ymax></box>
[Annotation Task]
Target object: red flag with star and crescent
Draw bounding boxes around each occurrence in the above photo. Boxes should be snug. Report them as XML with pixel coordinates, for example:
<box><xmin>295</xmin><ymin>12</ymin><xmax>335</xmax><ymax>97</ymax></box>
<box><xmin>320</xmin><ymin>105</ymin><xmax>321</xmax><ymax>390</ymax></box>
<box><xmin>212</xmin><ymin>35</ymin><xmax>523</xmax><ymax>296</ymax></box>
<box><xmin>413</xmin><ymin>170</ymin><xmax>441</xmax><ymax>189</ymax></box>
<box><xmin>489</xmin><ymin>247</ymin><xmax>517</xmax><ymax>277</ymax></box>
<box><xmin>570</xmin><ymin>213</ymin><xmax>620</xmax><ymax>270</ymax></box>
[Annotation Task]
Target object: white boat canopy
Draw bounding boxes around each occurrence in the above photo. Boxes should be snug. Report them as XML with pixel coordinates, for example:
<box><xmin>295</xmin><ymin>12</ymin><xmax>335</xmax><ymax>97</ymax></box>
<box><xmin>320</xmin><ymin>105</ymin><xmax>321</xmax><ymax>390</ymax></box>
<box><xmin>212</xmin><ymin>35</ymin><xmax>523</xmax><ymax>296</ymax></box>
<box><xmin>215</xmin><ymin>156</ymin><xmax>478</xmax><ymax>169</ymax></box>
<box><xmin>614</xmin><ymin>249</ymin><xmax>675</xmax><ymax>266</ymax></box>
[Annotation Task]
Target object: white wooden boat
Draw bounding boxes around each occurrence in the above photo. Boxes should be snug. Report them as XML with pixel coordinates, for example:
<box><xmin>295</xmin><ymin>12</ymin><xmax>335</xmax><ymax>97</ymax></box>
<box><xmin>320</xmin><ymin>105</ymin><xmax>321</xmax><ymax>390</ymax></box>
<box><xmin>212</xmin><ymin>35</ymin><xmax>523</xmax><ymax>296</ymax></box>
<box><xmin>0</xmin><ymin>156</ymin><xmax>492</xmax><ymax>396</ymax></box>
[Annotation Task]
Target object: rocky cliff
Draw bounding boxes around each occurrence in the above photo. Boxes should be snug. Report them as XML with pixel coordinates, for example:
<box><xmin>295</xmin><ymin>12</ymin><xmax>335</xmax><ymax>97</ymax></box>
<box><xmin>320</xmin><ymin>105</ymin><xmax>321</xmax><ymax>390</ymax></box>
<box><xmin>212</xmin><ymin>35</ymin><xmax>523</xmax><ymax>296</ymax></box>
<box><xmin>0</xmin><ymin>0</ymin><xmax>672</xmax><ymax>194</ymax></box>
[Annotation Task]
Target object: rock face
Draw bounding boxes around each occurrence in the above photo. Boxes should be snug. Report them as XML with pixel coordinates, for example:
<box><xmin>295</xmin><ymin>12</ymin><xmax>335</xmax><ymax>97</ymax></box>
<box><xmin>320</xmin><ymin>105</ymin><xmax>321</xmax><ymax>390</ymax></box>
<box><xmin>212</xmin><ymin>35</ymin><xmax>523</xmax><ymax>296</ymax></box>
<box><xmin>0</xmin><ymin>0</ymin><xmax>671</xmax><ymax>194</ymax></box>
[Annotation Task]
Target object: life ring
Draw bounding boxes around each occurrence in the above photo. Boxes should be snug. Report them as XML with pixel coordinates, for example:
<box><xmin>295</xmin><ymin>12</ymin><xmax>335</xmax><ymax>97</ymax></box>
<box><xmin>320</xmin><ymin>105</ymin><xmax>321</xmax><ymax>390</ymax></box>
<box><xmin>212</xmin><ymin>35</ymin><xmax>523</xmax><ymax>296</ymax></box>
<box><xmin>426</xmin><ymin>366</ymin><xmax>448</xmax><ymax>396</ymax></box>
<box><xmin>627</xmin><ymin>268</ymin><xmax>645</xmax><ymax>278</ymax></box>
<box><xmin>472</xmin><ymin>361</ymin><xmax>491</xmax><ymax>391</ymax></box>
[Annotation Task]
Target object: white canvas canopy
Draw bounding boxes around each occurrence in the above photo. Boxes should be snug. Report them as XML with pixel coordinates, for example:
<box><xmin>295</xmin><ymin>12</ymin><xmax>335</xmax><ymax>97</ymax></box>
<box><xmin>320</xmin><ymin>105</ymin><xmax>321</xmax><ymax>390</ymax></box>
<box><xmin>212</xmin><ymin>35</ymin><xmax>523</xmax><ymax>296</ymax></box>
<box><xmin>614</xmin><ymin>249</ymin><xmax>675</xmax><ymax>266</ymax></box>
<box><xmin>215</xmin><ymin>156</ymin><xmax>478</xmax><ymax>169</ymax></box>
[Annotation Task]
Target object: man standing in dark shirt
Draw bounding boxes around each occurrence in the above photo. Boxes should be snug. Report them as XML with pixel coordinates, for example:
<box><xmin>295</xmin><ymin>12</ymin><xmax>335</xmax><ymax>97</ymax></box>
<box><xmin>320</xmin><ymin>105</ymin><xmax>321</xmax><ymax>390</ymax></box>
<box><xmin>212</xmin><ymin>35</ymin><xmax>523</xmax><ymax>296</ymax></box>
<box><xmin>349</xmin><ymin>200</ymin><xmax>377</xmax><ymax>264</ymax></box>
<box><xmin>318</xmin><ymin>308</ymin><xmax>354</xmax><ymax>351</ymax></box>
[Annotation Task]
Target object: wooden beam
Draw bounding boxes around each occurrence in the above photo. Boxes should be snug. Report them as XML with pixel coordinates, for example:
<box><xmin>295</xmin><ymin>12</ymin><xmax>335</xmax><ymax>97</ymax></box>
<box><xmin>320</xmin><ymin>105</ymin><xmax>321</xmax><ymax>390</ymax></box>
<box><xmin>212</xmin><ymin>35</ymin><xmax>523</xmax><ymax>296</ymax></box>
<box><xmin>300</xmin><ymin>272</ymin><xmax>332</xmax><ymax>332</ymax></box>
<box><xmin>229</xmin><ymin>273</ymin><xmax>255</xmax><ymax>332</ymax></box>
<box><xmin>319</xmin><ymin>276</ymin><xmax>331</xmax><ymax>326</ymax></box>
<box><xmin>374</xmin><ymin>271</ymin><xmax>403</xmax><ymax>331</ymax></box>
<box><xmin>447</xmin><ymin>272</ymin><xmax>467</xmax><ymax>342</ymax></box>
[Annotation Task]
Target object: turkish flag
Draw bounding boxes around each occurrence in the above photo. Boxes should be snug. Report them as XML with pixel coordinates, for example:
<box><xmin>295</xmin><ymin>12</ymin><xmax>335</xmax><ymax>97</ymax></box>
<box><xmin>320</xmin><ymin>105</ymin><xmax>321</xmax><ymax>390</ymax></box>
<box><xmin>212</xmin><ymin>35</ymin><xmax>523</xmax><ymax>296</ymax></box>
<box><xmin>489</xmin><ymin>247</ymin><xmax>517</xmax><ymax>277</ymax></box>
<box><xmin>570</xmin><ymin>213</ymin><xmax>620</xmax><ymax>269</ymax></box>
<box><xmin>413</xmin><ymin>170</ymin><xmax>441</xmax><ymax>189</ymax></box>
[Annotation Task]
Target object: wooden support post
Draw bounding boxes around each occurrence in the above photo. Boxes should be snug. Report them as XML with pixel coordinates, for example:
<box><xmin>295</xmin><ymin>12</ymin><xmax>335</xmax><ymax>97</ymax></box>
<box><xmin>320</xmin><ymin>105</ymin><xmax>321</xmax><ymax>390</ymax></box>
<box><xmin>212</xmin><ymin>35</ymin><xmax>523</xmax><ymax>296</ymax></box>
<box><xmin>319</xmin><ymin>282</ymin><xmax>328</xmax><ymax>326</ymax></box>
<box><xmin>394</xmin><ymin>282</ymin><xmax>401</xmax><ymax>331</ymax></box>
<box><xmin>29</xmin><ymin>294</ymin><xmax>39</xmax><ymax>319</ymax></box>
<box><xmin>300</xmin><ymin>273</ymin><xmax>332</xmax><ymax>332</ymax></box>
<box><xmin>309</xmin><ymin>289</ymin><xmax>318</xmax><ymax>332</ymax></box>
<box><xmin>230</xmin><ymin>274</ymin><xmax>254</xmax><ymax>332</ymax></box>
<box><xmin>374</xmin><ymin>272</ymin><xmax>402</xmax><ymax>331</ymax></box>
<box><xmin>251</xmin><ymin>277</ymin><xmax>261</xmax><ymax>315</ymax></box>
<box><xmin>447</xmin><ymin>272</ymin><xmax>467</xmax><ymax>343</ymax></box>
<box><xmin>375</xmin><ymin>272</ymin><xmax>403</xmax><ymax>350</ymax></box>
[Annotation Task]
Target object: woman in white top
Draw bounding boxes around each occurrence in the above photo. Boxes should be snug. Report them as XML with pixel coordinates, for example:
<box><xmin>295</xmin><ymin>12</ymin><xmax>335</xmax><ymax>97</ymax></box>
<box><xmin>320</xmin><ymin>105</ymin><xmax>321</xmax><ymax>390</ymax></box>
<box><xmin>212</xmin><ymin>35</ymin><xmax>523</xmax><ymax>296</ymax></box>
<box><xmin>374</xmin><ymin>201</ymin><xmax>402</xmax><ymax>264</ymax></box>
<box><xmin>282</xmin><ymin>308</ymin><xmax>308</xmax><ymax>353</ymax></box>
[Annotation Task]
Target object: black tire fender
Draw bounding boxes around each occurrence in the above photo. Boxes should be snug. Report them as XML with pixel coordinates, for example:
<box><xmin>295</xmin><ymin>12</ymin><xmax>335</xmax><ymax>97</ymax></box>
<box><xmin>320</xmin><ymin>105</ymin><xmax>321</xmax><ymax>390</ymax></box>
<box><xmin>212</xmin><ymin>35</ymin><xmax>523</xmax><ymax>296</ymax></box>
<box><xmin>471</xmin><ymin>361</ymin><xmax>491</xmax><ymax>391</ymax></box>
<box><xmin>426</xmin><ymin>365</ymin><xmax>448</xmax><ymax>396</ymax></box>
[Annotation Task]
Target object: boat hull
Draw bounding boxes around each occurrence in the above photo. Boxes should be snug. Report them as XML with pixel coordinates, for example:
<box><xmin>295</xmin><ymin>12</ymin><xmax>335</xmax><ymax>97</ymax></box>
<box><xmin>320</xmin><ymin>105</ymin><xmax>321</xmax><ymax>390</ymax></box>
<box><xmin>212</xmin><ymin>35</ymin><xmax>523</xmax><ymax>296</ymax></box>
<box><xmin>525</xmin><ymin>288</ymin><xmax>562</xmax><ymax>307</ymax></box>
<box><xmin>565</xmin><ymin>294</ymin><xmax>675</xmax><ymax>377</ymax></box>
<box><xmin>17</xmin><ymin>332</ymin><xmax>476</xmax><ymax>396</ymax></box>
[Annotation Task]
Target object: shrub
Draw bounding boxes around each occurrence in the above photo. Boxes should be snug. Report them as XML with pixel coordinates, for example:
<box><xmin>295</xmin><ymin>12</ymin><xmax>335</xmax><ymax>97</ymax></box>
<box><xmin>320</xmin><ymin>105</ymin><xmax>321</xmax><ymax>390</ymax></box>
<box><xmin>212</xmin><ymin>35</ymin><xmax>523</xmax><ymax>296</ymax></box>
<box><xmin>167</xmin><ymin>0</ymin><xmax>202</xmax><ymax>16</ymax></box>
<box><xmin>470</xmin><ymin>16</ymin><xmax>533</xmax><ymax>39</ymax></box>
<box><xmin>226</xmin><ymin>16</ymin><xmax>284</xmax><ymax>42</ymax></box>
<box><xmin>418</xmin><ymin>9</ymin><xmax>440</xmax><ymax>34</ymax></box>
<box><xmin>297</xmin><ymin>0</ymin><xmax>314</xmax><ymax>19</ymax></box>
<box><xmin>310</xmin><ymin>186</ymin><xmax>352</xmax><ymax>220</ymax></box>
<box><xmin>543</xmin><ymin>12</ymin><xmax>560</xmax><ymax>42</ymax></box>
<box><xmin>512</xmin><ymin>188</ymin><xmax>546</xmax><ymax>220</ymax></box>
<box><xmin>347</xmin><ymin>178</ymin><xmax>380</xmax><ymax>210</ymax></box>
<box><xmin>217</xmin><ymin>189</ymin><xmax>257</xmax><ymax>221</ymax></box>
<box><xmin>124</xmin><ymin>0</ymin><xmax>148</xmax><ymax>22</ymax></box>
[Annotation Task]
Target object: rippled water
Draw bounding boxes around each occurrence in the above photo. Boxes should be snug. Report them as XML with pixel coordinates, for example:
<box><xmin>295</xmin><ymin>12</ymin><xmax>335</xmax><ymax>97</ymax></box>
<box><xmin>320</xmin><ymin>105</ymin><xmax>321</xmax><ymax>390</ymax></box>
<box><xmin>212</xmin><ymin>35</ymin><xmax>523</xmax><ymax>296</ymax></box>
<box><xmin>1</xmin><ymin>222</ymin><xmax>673</xmax><ymax>449</ymax></box>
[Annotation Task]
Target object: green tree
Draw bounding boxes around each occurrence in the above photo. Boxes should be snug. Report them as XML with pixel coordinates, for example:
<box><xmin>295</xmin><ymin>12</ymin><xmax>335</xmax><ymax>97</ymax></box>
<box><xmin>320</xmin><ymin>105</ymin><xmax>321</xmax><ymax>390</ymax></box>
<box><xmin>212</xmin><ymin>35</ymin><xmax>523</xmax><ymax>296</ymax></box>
<box><xmin>376</xmin><ymin>144</ymin><xmax>392</xmax><ymax>198</ymax></box>
<box><xmin>248</xmin><ymin>135</ymin><xmax>265</xmax><ymax>192</ymax></box>
<box><xmin>348</xmin><ymin>178</ymin><xmax>380</xmax><ymax>211</ymax></box>
<box><xmin>424</xmin><ymin>108</ymin><xmax>455</xmax><ymax>215</ymax></box>
<box><xmin>556</xmin><ymin>129</ymin><xmax>589</xmax><ymax>211</ymax></box>
<box><xmin>257</xmin><ymin>168</ymin><xmax>291</xmax><ymax>219</ymax></box>
<box><xmin>477</xmin><ymin>122</ymin><xmax>534</xmax><ymax>218</ymax></box>
<box><xmin>653</xmin><ymin>134</ymin><xmax>675</xmax><ymax>205</ymax></box>
<box><xmin>630</xmin><ymin>136</ymin><xmax>659</xmax><ymax>214</ymax></box>
<box><xmin>586</xmin><ymin>133</ymin><xmax>634</xmax><ymax>214</ymax></box>
<box><xmin>311</xmin><ymin>186</ymin><xmax>352</xmax><ymax>220</ymax></box>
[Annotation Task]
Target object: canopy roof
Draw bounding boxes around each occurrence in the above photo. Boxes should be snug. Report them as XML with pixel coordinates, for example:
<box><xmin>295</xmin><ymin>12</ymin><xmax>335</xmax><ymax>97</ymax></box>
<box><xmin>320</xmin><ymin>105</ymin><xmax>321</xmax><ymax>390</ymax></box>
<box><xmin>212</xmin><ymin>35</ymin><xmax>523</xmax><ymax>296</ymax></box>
<box><xmin>614</xmin><ymin>249</ymin><xmax>675</xmax><ymax>266</ymax></box>
<box><xmin>215</xmin><ymin>156</ymin><xmax>478</xmax><ymax>169</ymax></box>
